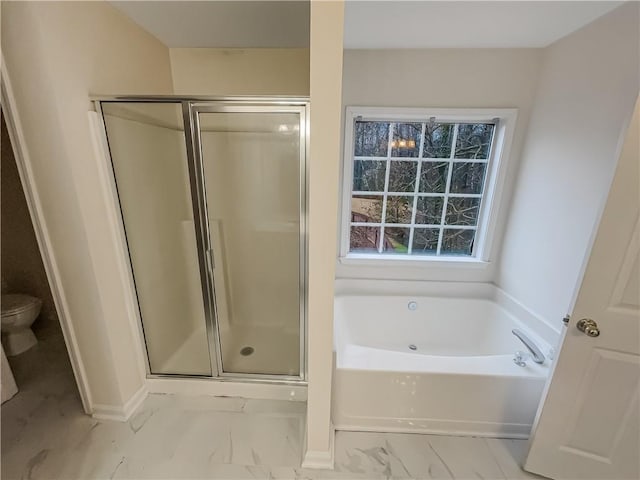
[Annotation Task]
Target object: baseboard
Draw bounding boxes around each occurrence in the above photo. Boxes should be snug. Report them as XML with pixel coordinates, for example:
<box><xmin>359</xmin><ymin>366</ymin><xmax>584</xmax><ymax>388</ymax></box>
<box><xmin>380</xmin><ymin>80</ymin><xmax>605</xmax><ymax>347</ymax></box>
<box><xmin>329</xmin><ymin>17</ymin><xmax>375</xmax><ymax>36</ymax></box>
<box><xmin>301</xmin><ymin>423</ymin><xmax>335</xmax><ymax>470</ymax></box>
<box><xmin>333</xmin><ymin>421</ymin><xmax>530</xmax><ymax>439</ymax></box>
<box><xmin>92</xmin><ymin>384</ymin><xmax>148</xmax><ymax>422</ymax></box>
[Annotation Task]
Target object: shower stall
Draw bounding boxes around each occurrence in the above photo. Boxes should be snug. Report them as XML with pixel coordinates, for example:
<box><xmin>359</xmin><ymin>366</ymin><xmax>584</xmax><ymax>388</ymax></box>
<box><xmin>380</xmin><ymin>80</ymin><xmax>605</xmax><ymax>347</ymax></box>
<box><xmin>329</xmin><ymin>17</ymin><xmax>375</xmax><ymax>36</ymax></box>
<box><xmin>96</xmin><ymin>98</ymin><xmax>307</xmax><ymax>383</ymax></box>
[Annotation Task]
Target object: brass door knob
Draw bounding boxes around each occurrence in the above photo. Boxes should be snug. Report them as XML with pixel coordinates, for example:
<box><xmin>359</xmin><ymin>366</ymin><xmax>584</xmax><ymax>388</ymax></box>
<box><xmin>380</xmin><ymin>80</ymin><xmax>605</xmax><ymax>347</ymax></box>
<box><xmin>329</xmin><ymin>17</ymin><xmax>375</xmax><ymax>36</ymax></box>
<box><xmin>577</xmin><ymin>318</ymin><xmax>600</xmax><ymax>337</ymax></box>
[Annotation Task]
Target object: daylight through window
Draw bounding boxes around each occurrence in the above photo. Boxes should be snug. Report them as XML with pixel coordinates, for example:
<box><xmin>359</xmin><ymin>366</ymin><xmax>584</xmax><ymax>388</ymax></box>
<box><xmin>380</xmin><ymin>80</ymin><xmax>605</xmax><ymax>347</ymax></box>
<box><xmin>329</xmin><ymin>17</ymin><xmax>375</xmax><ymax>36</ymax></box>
<box><xmin>348</xmin><ymin>119</ymin><xmax>496</xmax><ymax>257</ymax></box>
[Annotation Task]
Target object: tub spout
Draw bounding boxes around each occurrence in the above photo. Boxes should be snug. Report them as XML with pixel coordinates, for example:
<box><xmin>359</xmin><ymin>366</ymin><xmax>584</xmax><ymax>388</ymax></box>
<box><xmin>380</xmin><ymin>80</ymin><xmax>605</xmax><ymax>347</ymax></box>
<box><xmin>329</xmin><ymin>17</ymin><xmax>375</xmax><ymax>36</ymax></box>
<box><xmin>512</xmin><ymin>329</ymin><xmax>545</xmax><ymax>364</ymax></box>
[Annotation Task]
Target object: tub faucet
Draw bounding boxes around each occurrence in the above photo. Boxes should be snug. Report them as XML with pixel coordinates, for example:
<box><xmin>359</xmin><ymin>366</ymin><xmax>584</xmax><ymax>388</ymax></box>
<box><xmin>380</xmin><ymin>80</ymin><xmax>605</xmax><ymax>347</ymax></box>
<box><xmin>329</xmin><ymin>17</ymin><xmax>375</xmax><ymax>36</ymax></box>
<box><xmin>512</xmin><ymin>329</ymin><xmax>545</xmax><ymax>365</ymax></box>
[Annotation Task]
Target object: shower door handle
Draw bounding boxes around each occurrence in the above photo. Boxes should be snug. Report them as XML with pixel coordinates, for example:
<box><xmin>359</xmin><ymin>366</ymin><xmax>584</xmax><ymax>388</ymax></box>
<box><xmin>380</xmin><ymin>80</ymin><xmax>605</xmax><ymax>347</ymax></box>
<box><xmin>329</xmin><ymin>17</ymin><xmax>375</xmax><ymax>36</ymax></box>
<box><xmin>206</xmin><ymin>248</ymin><xmax>215</xmax><ymax>273</ymax></box>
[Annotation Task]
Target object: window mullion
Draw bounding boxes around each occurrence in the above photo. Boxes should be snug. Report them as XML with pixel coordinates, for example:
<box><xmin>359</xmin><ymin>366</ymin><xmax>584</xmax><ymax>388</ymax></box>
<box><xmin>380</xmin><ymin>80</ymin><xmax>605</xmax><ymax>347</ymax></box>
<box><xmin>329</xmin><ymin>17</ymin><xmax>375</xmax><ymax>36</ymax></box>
<box><xmin>437</xmin><ymin>123</ymin><xmax>459</xmax><ymax>255</ymax></box>
<box><xmin>353</xmin><ymin>190</ymin><xmax>385</xmax><ymax>196</ymax></box>
<box><xmin>351</xmin><ymin>222</ymin><xmax>383</xmax><ymax>227</ymax></box>
<box><xmin>407</xmin><ymin>122</ymin><xmax>426</xmax><ymax>255</ymax></box>
<box><xmin>378</xmin><ymin>122</ymin><xmax>394</xmax><ymax>253</ymax></box>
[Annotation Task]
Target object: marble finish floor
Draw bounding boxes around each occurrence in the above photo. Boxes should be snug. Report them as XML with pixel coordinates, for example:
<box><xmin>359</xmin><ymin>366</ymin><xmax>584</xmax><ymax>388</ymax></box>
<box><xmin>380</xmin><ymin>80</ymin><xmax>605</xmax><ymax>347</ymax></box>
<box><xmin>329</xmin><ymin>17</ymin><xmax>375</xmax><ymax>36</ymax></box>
<box><xmin>1</xmin><ymin>334</ymin><xmax>542</xmax><ymax>479</ymax></box>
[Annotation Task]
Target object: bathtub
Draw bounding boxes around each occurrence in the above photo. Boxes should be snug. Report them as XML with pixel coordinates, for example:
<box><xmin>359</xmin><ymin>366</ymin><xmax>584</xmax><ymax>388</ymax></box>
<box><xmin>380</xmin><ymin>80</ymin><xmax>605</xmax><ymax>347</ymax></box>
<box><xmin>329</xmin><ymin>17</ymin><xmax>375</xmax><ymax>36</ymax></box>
<box><xmin>332</xmin><ymin>282</ymin><xmax>557</xmax><ymax>438</ymax></box>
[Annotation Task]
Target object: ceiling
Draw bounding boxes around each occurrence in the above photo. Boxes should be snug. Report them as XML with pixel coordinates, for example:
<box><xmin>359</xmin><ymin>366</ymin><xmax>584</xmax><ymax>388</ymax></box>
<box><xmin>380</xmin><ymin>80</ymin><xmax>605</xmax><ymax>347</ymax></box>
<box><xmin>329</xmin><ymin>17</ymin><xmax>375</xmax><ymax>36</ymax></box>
<box><xmin>110</xmin><ymin>1</ymin><xmax>622</xmax><ymax>50</ymax></box>
<box><xmin>109</xmin><ymin>1</ymin><xmax>310</xmax><ymax>48</ymax></box>
<box><xmin>344</xmin><ymin>1</ymin><xmax>623</xmax><ymax>49</ymax></box>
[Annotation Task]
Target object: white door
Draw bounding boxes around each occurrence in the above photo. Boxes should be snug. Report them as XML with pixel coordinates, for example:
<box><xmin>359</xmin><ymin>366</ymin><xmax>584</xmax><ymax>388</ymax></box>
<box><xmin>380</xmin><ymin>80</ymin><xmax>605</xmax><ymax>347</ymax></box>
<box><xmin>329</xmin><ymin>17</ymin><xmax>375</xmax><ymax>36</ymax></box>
<box><xmin>524</xmin><ymin>99</ymin><xmax>640</xmax><ymax>480</ymax></box>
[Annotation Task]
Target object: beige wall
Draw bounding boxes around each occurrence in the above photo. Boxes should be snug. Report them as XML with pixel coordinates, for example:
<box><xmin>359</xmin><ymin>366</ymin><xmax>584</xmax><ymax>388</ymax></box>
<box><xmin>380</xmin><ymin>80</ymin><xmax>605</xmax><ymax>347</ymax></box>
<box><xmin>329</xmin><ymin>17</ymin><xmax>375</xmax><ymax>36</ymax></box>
<box><xmin>304</xmin><ymin>0</ymin><xmax>344</xmax><ymax>469</ymax></box>
<box><xmin>1</xmin><ymin>1</ymin><xmax>173</xmax><ymax>409</ymax></box>
<box><xmin>170</xmin><ymin>48</ymin><xmax>310</xmax><ymax>96</ymax></box>
<box><xmin>339</xmin><ymin>48</ymin><xmax>543</xmax><ymax>282</ymax></box>
<box><xmin>1</xmin><ymin>113</ymin><xmax>59</xmax><ymax>337</ymax></box>
<box><xmin>497</xmin><ymin>3</ymin><xmax>640</xmax><ymax>328</ymax></box>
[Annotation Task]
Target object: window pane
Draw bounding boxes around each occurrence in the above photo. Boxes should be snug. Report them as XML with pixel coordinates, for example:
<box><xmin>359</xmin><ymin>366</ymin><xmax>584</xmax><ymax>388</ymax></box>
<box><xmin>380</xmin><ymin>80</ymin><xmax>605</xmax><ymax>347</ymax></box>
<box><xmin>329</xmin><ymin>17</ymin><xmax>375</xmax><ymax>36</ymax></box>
<box><xmin>446</xmin><ymin>197</ymin><xmax>481</xmax><ymax>226</ymax></box>
<box><xmin>423</xmin><ymin>123</ymin><xmax>454</xmax><ymax>158</ymax></box>
<box><xmin>391</xmin><ymin>123</ymin><xmax>421</xmax><ymax>157</ymax></box>
<box><xmin>382</xmin><ymin>227</ymin><xmax>410</xmax><ymax>254</ymax></box>
<box><xmin>354</xmin><ymin>121</ymin><xmax>389</xmax><ymax>157</ymax></box>
<box><xmin>385</xmin><ymin>196</ymin><xmax>413</xmax><ymax>224</ymax></box>
<box><xmin>419</xmin><ymin>161</ymin><xmax>448</xmax><ymax>193</ymax></box>
<box><xmin>441</xmin><ymin>229</ymin><xmax>475</xmax><ymax>256</ymax></box>
<box><xmin>455</xmin><ymin>124</ymin><xmax>495</xmax><ymax>159</ymax></box>
<box><xmin>389</xmin><ymin>161</ymin><xmax>418</xmax><ymax>192</ymax></box>
<box><xmin>450</xmin><ymin>162</ymin><xmax>487</xmax><ymax>194</ymax></box>
<box><xmin>415</xmin><ymin>196</ymin><xmax>444</xmax><ymax>225</ymax></box>
<box><xmin>353</xmin><ymin>160</ymin><xmax>386</xmax><ymax>191</ymax></box>
<box><xmin>350</xmin><ymin>225</ymin><xmax>380</xmax><ymax>252</ymax></box>
<box><xmin>351</xmin><ymin>195</ymin><xmax>383</xmax><ymax>223</ymax></box>
<box><xmin>412</xmin><ymin>228</ymin><xmax>440</xmax><ymax>255</ymax></box>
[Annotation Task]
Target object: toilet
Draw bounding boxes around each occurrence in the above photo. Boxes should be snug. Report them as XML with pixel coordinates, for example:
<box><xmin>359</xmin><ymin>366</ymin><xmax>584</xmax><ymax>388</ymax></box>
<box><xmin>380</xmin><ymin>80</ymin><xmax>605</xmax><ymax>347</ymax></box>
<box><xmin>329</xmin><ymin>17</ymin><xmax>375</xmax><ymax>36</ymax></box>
<box><xmin>1</xmin><ymin>294</ymin><xmax>42</xmax><ymax>356</ymax></box>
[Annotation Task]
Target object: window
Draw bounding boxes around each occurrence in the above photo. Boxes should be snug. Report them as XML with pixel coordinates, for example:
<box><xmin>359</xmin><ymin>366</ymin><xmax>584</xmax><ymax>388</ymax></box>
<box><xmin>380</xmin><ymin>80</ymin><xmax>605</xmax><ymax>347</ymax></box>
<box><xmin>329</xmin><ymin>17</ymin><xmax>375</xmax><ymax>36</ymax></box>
<box><xmin>340</xmin><ymin>107</ymin><xmax>516</xmax><ymax>263</ymax></box>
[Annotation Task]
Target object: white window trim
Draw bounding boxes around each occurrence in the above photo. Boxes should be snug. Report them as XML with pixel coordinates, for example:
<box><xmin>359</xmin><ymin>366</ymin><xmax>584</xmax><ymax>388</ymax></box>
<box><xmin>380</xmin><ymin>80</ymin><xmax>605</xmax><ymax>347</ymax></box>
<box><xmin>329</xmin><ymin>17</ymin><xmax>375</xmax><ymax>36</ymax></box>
<box><xmin>339</xmin><ymin>106</ymin><xmax>518</xmax><ymax>266</ymax></box>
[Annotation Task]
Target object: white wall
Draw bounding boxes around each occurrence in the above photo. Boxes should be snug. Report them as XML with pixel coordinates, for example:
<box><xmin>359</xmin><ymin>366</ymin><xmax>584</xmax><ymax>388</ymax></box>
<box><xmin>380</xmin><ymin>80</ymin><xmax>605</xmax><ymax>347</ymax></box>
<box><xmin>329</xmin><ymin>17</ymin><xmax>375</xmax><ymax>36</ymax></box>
<box><xmin>339</xmin><ymin>48</ymin><xmax>543</xmax><ymax>281</ymax></box>
<box><xmin>170</xmin><ymin>48</ymin><xmax>309</xmax><ymax>96</ymax></box>
<box><xmin>497</xmin><ymin>3</ymin><xmax>640</xmax><ymax>329</ymax></box>
<box><xmin>1</xmin><ymin>1</ymin><xmax>174</xmax><ymax>411</ymax></box>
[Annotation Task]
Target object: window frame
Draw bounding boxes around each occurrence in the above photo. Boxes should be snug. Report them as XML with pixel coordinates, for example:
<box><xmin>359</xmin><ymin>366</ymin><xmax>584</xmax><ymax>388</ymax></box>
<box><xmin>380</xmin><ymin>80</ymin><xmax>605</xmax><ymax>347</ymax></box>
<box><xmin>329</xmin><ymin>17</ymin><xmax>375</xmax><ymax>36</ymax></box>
<box><xmin>339</xmin><ymin>106</ymin><xmax>518</xmax><ymax>265</ymax></box>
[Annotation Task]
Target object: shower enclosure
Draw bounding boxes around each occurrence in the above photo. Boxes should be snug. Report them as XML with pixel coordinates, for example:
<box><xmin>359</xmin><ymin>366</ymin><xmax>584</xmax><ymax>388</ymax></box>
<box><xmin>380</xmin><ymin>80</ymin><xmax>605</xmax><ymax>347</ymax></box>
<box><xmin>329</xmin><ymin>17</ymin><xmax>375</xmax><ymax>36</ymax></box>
<box><xmin>96</xmin><ymin>98</ymin><xmax>307</xmax><ymax>382</ymax></box>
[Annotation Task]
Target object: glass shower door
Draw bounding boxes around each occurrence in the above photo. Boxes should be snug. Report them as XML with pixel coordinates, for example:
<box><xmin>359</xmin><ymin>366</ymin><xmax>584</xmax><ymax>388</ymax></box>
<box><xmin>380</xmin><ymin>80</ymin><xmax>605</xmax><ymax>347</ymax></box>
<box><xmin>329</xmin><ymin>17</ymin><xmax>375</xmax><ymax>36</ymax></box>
<box><xmin>193</xmin><ymin>106</ymin><xmax>305</xmax><ymax>377</ymax></box>
<box><xmin>102</xmin><ymin>102</ymin><xmax>212</xmax><ymax>376</ymax></box>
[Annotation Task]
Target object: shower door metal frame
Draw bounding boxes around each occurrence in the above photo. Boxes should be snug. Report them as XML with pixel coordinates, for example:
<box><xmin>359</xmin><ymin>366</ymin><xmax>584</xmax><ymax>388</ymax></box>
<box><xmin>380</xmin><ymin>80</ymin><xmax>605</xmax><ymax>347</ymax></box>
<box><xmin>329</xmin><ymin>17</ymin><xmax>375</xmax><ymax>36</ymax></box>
<box><xmin>94</xmin><ymin>96</ymin><xmax>308</xmax><ymax>384</ymax></box>
<box><xmin>186</xmin><ymin>100</ymin><xmax>308</xmax><ymax>383</ymax></box>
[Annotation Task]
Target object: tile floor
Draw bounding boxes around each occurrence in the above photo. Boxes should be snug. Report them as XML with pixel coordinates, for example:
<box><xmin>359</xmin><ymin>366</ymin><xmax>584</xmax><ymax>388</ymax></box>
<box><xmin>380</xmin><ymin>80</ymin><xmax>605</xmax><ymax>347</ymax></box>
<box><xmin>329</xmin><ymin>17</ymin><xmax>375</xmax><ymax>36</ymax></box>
<box><xmin>1</xmin><ymin>334</ymin><xmax>542</xmax><ymax>479</ymax></box>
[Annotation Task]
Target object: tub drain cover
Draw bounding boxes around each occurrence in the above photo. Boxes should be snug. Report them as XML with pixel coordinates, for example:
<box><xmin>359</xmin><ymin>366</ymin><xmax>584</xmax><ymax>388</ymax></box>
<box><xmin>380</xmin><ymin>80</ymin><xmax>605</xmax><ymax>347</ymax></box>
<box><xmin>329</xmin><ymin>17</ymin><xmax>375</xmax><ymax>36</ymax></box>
<box><xmin>408</xmin><ymin>344</ymin><xmax>417</xmax><ymax>351</ymax></box>
<box><xmin>240</xmin><ymin>346</ymin><xmax>254</xmax><ymax>356</ymax></box>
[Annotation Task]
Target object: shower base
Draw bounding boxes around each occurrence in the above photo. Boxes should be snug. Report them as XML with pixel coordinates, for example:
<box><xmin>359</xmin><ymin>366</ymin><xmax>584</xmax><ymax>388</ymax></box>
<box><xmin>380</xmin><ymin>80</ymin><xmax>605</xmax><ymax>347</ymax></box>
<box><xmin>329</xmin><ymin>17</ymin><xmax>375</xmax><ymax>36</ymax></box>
<box><xmin>220</xmin><ymin>325</ymin><xmax>300</xmax><ymax>376</ymax></box>
<box><xmin>157</xmin><ymin>324</ymin><xmax>300</xmax><ymax>378</ymax></box>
